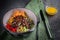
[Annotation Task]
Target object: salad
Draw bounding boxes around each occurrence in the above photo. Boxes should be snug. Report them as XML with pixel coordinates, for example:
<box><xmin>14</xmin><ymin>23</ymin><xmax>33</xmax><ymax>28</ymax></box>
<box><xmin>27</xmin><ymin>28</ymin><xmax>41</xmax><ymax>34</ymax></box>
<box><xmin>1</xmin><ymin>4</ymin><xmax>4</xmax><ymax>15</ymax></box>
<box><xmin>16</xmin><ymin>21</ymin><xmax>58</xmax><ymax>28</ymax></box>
<box><xmin>6</xmin><ymin>9</ymin><xmax>34</xmax><ymax>33</ymax></box>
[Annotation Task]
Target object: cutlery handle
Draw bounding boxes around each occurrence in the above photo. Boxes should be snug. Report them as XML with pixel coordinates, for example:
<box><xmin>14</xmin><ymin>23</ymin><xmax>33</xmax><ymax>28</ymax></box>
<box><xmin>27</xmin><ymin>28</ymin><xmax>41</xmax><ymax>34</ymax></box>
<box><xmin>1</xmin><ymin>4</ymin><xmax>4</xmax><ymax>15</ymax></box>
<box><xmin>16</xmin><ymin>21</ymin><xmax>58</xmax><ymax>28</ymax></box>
<box><xmin>36</xmin><ymin>22</ymin><xmax>39</xmax><ymax>40</ymax></box>
<box><xmin>40</xmin><ymin>10</ymin><xmax>52</xmax><ymax>39</ymax></box>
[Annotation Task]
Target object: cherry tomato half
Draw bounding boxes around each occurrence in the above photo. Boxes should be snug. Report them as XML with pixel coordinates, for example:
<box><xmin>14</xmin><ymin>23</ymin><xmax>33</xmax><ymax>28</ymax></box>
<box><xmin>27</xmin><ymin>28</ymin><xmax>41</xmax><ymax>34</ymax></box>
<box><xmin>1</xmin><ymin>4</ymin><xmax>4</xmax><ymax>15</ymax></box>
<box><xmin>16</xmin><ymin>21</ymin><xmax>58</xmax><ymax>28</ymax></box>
<box><xmin>6</xmin><ymin>23</ymin><xmax>17</xmax><ymax>32</ymax></box>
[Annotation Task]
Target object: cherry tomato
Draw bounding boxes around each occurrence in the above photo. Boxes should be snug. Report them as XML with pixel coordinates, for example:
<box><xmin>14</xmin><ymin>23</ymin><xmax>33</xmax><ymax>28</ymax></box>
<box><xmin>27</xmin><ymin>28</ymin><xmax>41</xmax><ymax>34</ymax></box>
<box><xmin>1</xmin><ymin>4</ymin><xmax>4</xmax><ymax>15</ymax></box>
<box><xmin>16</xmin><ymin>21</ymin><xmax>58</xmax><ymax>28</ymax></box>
<box><xmin>12</xmin><ymin>28</ymin><xmax>16</xmax><ymax>32</ymax></box>
<box><xmin>6</xmin><ymin>23</ymin><xmax>17</xmax><ymax>32</ymax></box>
<box><xmin>6</xmin><ymin>23</ymin><xmax>11</xmax><ymax>30</ymax></box>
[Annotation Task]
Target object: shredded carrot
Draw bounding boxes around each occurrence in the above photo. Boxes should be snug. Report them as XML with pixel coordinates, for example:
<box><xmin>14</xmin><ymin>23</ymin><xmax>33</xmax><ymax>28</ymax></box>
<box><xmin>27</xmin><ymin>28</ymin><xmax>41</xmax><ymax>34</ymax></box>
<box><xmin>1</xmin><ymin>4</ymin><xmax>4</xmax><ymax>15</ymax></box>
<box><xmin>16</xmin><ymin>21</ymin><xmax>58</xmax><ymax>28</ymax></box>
<box><xmin>12</xmin><ymin>9</ymin><xmax>27</xmax><ymax>18</ymax></box>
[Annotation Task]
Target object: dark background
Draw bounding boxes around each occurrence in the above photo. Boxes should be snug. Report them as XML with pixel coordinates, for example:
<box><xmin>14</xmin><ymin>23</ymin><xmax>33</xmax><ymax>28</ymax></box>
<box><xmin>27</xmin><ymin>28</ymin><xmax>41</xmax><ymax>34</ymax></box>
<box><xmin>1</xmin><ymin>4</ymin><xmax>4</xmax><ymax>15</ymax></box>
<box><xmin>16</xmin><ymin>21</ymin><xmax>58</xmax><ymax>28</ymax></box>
<box><xmin>0</xmin><ymin>0</ymin><xmax>60</xmax><ymax>40</ymax></box>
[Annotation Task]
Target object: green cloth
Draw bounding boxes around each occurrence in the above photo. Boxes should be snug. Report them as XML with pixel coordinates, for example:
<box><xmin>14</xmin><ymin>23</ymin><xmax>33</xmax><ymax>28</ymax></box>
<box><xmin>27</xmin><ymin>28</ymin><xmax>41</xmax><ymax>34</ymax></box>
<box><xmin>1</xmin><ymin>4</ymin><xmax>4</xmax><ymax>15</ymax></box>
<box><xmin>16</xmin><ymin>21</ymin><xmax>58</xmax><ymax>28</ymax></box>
<box><xmin>2</xmin><ymin>0</ymin><xmax>53</xmax><ymax>40</ymax></box>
